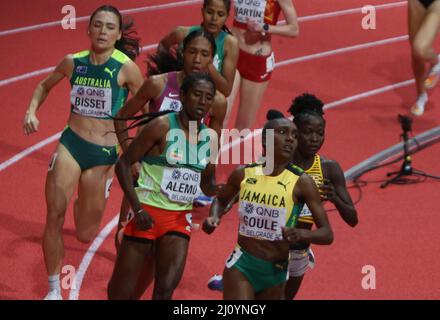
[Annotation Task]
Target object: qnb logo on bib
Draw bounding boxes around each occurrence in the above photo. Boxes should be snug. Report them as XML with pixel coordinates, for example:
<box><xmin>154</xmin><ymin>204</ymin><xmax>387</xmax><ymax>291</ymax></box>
<box><xmin>160</xmin><ymin>96</ymin><xmax>182</xmax><ymax>112</ymax></box>
<box><xmin>235</xmin><ymin>0</ymin><xmax>266</xmax><ymax>24</ymax></box>
<box><xmin>238</xmin><ymin>200</ymin><xmax>286</xmax><ymax>241</ymax></box>
<box><xmin>161</xmin><ymin>167</ymin><xmax>201</xmax><ymax>204</ymax></box>
<box><xmin>71</xmin><ymin>85</ymin><xmax>112</xmax><ymax>118</ymax></box>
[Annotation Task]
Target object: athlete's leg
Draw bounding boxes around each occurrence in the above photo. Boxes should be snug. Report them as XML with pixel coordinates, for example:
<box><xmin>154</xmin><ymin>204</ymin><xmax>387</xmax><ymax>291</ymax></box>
<box><xmin>152</xmin><ymin>234</ymin><xmax>190</xmax><ymax>300</ymax></box>
<box><xmin>115</xmin><ymin>195</ymin><xmax>131</xmax><ymax>251</ymax></box>
<box><xmin>43</xmin><ymin>144</ymin><xmax>81</xmax><ymax>277</ymax></box>
<box><xmin>73</xmin><ymin>165</ymin><xmax>114</xmax><ymax>243</ymax></box>
<box><xmin>224</xmin><ymin>71</ymin><xmax>242</xmax><ymax>128</ymax></box>
<box><xmin>285</xmin><ymin>275</ymin><xmax>304</xmax><ymax>300</ymax></box>
<box><xmin>132</xmin><ymin>249</ymin><xmax>155</xmax><ymax>299</ymax></box>
<box><xmin>222</xmin><ymin>266</ymin><xmax>254</xmax><ymax>299</ymax></box>
<box><xmin>409</xmin><ymin>0</ymin><xmax>440</xmax><ymax>94</ymax></box>
<box><xmin>234</xmin><ymin>78</ymin><xmax>269</xmax><ymax>131</ymax></box>
<box><xmin>256</xmin><ymin>282</ymin><xmax>285</xmax><ymax>300</ymax></box>
<box><xmin>107</xmin><ymin>238</ymin><xmax>153</xmax><ymax>300</ymax></box>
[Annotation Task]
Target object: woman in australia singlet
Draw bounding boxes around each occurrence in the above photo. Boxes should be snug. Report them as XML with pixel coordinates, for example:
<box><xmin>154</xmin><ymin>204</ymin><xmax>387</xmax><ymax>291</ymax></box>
<box><xmin>158</xmin><ymin>0</ymin><xmax>239</xmax><ymax>101</ymax></box>
<box><xmin>202</xmin><ymin>110</ymin><xmax>333</xmax><ymax>300</ymax></box>
<box><xmin>107</xmin><ymin>73</ymin><xmax>218</xmax><ymax>300</ymax></box>
<box><xmin>22</xmin><ymin>5</ymin><xmax>144</xmax><ymax>300</ymax></box>
<box><xmin>284</xmin><ymin>94</ymin><xmax>358</xmax><ymax>299</ymax></box>
<box><xmin>229</xmin><ymin>0</ymin><xmax>299</xmax><ymax>130</ymax></box>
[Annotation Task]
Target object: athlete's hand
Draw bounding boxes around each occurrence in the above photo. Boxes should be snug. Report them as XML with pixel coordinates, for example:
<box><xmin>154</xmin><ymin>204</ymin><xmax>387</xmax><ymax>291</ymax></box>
<box><xmin>202</xmin><ymin>216</ymin><xmax>220</xmax><ymax>235</ymax></box>
<box><xmin>319</xmin><ymin>179</ymin><xmax>337</xmax><ymax>203</ymax></box>
<box><xmin>134</xmin><ymin>209</ymin><xmax>154</xmax><ymax>231</ymax></box>
<box><xmin>23</xmin><ymin>112</ymin><xmax>40</xmax><ymax>135</ymax></box>
<box><xmin>247</xmin><ymin>19</ymin><xmax>263</xmax><ymax>33</ymax></box>
<box><xmin>282</xmin><ymin>227</ymin><xmax>310</xmax><ymax>244</ymax></box>
<box><xmin>131</xmin><ymin>162</ymin><xmax>141</xmax><ymax>179</ymax></box>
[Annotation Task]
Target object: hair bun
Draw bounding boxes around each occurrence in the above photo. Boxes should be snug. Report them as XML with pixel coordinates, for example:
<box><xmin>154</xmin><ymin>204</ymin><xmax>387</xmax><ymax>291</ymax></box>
<box><xmin>266</xmin><ymin>109</ymin><xmax>285</xmax><ymax>120</ymax></box>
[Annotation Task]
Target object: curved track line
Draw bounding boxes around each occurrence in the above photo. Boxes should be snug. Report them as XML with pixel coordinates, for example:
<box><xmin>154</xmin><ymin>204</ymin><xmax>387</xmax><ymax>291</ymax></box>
<box><xmin>0</xmin><ymin>133</ymin><xmax>61</xmax><ymax>172</ymax></box>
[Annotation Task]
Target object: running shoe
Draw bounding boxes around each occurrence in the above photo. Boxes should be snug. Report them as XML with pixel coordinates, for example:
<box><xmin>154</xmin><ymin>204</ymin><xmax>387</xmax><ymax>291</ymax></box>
<box><xmin>424</xmin><ymin>55</ymin><xmax>440</xmax><ymax>90</ymax></box>
<box><xmin>44</xmin><ymin>289</ymin><xmax>62</xmax><ymax>300</ymax></box>
<box><xmin>207</xmin><ymin>274</ymin><xmax>223</xmax><ymax>292</ymax></box>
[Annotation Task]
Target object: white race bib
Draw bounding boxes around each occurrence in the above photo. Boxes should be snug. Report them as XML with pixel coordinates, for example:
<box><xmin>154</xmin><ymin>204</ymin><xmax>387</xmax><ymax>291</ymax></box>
<box><xmin>160</xmin><ymin>167</ymin><xmax>201</xmax><ymax>204</ymax></box>
<box><xmin>266</xmin><ymin>52</ymin><xmax>275</xmax><ymax>73</ymax></box>
<box><xmin>234</xmin><ymin>0</ymin><xmax>266</xmax><ymax>25</ymax></box>
<box><xmin>71</xmin><ymin>85</ymin><xmax>112</xmax><ymax>118</ymax></box>
<box><xmin>238</xmin><ymin>200</ymin><xmax>286</xmax><ymax>241</ymax></box>
<box><xmin>159</xmin><ymin>96</ymin><xmax>182</xmax><ymax>112</ymax></box>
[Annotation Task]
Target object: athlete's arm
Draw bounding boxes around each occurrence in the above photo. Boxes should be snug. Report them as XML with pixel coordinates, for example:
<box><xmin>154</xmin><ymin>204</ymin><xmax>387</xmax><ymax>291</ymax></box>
<box><xmin>322</xmin><ymin>160</ymin><xmax>358</xmax><ymax>227</ymax></box>
<box><xmin>24</xmin><ymin>54</ymin><xmax>74</xmax><ymax>135</ymax></box>
<box><xmin>207</xmin><ymin>35</ymin><xmax>239</xmax><ymax>97</ymax></box>
<box><xmin>120</xmin><ymin>59</ymin><xmax>144</xmax><ymax>96</ymax></box>
<box><xmin>115</xmin><ymin>117</ymin><xmax>168</xmax><ymax>230</ymax></box>
<box><xmin>157</xmin><ymin>26</ymin><xmax>189</xmax><ymax>54</ymax></box>
<box><xmin>248</xmin><ymin>0</ymin><xmax>299</xmax><ymax>37</ymax></box>
<box><xmin>202</xmin><ymin>166</ymin><xmax>244</xmax><ymax>234</ymax></box>
<box><xmin>208</xmin><ymin>92</ymin><xmax>227</xmax><ymax>137</ymax></box>
<box><xmin>114</xmin><ymin>76</ymin><xmax>164</xmax><ymax>152</ymax></box>
<box><xmin>200</xmin><ymin>163</ymin><xmax>217</xmax><ymax>197</ymax></box>
<box><xmin>284</xmin><ymin>174</ymin><xmax>333</xmax><ymax>245</ymax></box>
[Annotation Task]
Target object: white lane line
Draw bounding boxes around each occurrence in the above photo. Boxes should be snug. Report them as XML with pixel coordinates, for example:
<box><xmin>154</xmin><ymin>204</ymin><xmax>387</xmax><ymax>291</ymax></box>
<box><xmin>0</xmin><ymin>44</ymin><xmax>156</xmax><ymax>87</ymax></box>
<box><xmin>275</xmin><ymin>35</ymin><xmax>408</xmax><ymax>68</ymax></box>
<box><xmin>0</xmin><ymin>2</ymin><xmax>407</xmax><ymax>87</ymax></box>
<box><xmin>0</xmin><ymin>133</ymin><xmax>61</xmax><ymax>172</ymax></box>
<box><xmin>68</xmin><ymin>78</ymin><xmax>418</xmax><ymax>299</ymax></box>
<box><xmin>0</xmin><ymin>0</ymin><xmax>203</xmax><ymax>37</ymax></box>
<box><xmin>219</xmin><ymin>79</ymin><xmax>414</xmax><ymax>156</ymax></box>
<box><xmin>297</xmin><ymin>1</ymin><xmax>406</xmax><ymax>23</ymax></box>
<box><xmin>0</xmin><ymin>34</ymin><xmax>408</xmax><ymax>87</ymax></box>
<box><xmin>69</xmin><ymin>214</ymin><xmax>120</xmax><ymax>300</ymax></box>
<box><xmin>0</xmin><ymin>36</ymin><xmax>412</xmax><ymax>172</ymax></box>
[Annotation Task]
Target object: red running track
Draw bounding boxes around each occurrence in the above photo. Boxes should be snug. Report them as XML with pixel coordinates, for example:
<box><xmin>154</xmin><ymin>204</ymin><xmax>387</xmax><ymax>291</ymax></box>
<box><xmin>0</xmin><ymin>0</ymin><xmax>439</xmax><ymax>299</ymax></box>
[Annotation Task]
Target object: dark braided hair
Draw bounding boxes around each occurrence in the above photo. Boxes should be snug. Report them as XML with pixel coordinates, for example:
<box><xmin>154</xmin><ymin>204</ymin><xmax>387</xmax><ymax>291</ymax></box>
<box><xmin>89</xmin><ymin>5</ymin><xmax>141</xmax><ymax>61</ymax></box>
<box><xmin>288</xmin><ymin>93</ymin><xmax>325</xmax><ymax>126</ymax></box>
<box><xmin>147</xmin><ymin>29</ymin><xmax>216</xmax><ymax>76</ymax></box>
<box><xmin>113</xmin><ymin>73</ymin><xmax>216</xmax><ymax>137</ymax></box>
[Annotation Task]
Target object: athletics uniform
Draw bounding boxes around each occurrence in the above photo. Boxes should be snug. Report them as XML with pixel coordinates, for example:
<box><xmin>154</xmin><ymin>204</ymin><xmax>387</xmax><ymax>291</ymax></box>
<box><xmin>233</xmin><ymin>0</ymin><xmax>281</xmax><ymax>82</ymax></box>
<box><xmin>225</xmin><ymin>163</ymin><xmax>304</xmax><ymax>292</ymax></box>
<box><xmin>149</xmin><ymin>71</ymin><xmax>212</xmax><ymax>126</ymax></box>
<box><xmin>288</xmin><ymin>154</ymin><xmax>324</xmax><ymax>277</ymax></box>
<box><xmin>418</xmin><ymin>0</ymin><xmax>436</xmax><ymax>9</ymax></box>
<box><xmin>60</xmin><ymin>49</ymin><xmax>130</xmax><ymax>170</ymax></box>
<box><xmin>123</xmin><ymin>112</ymin><xmax>211</xmax><ymax>242</ymax></box>
<box><xmin>149</xmin><ymin>72</ymin><xmax>182</xmax><ymax>113</ymax></box>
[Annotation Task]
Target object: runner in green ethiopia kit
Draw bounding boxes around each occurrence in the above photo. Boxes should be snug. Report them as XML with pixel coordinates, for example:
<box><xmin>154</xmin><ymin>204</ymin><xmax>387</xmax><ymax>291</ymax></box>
<box><xmin>203</xmin><ymin>110</ymin><xmax>333</xmax><ymax>300</ymax></box>
<box><xmin>108</xmin><ymin>73</ymin><xmax>217</xmax><ymax>300</ymax></box>
<box><xmin>23</xmin><ymin>5</ymin><xmax>144</xmax><ymax>300</ymax></box>
<box><xmin>158</xmin><ymin>0</ymin><xmax>238</xmax><ymax>98</ymax></box>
